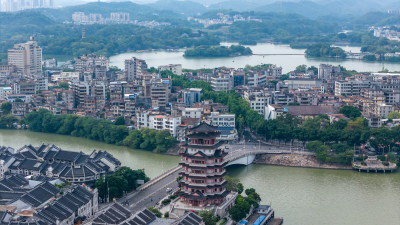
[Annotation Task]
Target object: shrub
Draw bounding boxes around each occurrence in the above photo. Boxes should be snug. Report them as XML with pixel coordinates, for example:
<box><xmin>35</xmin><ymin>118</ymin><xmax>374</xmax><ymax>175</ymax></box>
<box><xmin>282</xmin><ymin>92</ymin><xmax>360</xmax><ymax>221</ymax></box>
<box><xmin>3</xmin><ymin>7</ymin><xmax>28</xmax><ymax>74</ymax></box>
<box><xmin>162</xmin><ymin>199</ymin><xmax>171</xmax><ymax>205</ymax></box>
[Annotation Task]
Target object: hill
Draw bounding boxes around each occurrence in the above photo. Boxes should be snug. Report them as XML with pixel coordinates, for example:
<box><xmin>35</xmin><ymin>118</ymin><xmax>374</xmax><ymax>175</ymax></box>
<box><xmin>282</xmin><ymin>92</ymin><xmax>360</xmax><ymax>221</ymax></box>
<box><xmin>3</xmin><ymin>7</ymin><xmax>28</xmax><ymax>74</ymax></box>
<box><xmin>148</xmin><ymin>0</ymin><xmax>208</xmax><ymax>16</ymax></box>
<box><xmin>33</xmin><ymin>1</ymin><xmax>188</xmax><ymax>24</ymax></box>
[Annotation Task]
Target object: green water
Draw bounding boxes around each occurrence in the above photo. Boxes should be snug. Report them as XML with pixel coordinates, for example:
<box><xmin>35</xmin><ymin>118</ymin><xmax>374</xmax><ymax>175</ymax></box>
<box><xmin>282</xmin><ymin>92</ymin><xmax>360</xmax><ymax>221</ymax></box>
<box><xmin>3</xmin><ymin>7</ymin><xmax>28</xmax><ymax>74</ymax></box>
<box><xmin>1</xmin><ymin>130</ymin><xmax>399</xmax><ymax>225</ymax></box>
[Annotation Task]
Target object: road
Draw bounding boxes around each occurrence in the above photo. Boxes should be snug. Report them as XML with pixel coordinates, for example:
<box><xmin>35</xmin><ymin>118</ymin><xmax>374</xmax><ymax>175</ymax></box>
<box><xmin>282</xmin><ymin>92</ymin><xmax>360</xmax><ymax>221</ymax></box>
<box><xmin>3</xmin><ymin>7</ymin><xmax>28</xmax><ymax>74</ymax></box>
<box><xmin>120</xmin><ymin>169</ymin><xmax>181</xmax><ymax>212</ymax></box>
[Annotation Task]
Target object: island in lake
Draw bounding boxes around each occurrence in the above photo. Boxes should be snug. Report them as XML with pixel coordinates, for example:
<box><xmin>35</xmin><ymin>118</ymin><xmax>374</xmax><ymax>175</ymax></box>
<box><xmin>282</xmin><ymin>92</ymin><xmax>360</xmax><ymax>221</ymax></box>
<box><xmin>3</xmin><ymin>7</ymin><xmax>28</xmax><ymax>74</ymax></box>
<box><xmin>184</xmin><ymin>45</ymin><xmax>253</xmax><ymax>57</ymax></box>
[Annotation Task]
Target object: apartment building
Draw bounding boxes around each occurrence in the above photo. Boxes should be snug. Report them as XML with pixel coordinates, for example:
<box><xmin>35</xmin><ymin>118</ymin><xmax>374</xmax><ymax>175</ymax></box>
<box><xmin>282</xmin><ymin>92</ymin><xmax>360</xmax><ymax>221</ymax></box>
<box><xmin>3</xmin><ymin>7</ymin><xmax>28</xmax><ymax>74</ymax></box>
<box><xmin>7</xmin><ymin>38</ymin><xmax>42</xmax><ymax>78</ymax></box>
<box><xmin>211</xmin><ymin>74</ymin><xmax>233</xmax><ymax>91</ymax></box>
<box><xmin>244</xmin><ymin>90</ymin><xmax>272</xmax><ymax>115</ymax></box>
<box><xmin>74</xmin><ymin>54</ymin><xmax>109</xmax><ymax>73</ymax></box>
<box><xmin>136</xmin><ymin>112</ymin><xmax>181</xmax><ymax>137</ymax></box>
<box><xmin>150</xmin><ymin>77</ymin><xmax>171</xmax><ymax>108</ymax></box>
<box><xmin>334</xmin><ymin>80</ymin><xmax>371</xmax><ymax>96</ymax></box>
<box><xmin>182</xmin><ymin>88</ymin><xmax>202</xmax><ymax>107</ymax></box>
<box><xmin>125</xmin><ymin>57</ymin><xmax>148</xmax><ymax>83</ymax></box>
<box><xmin>158</xmin><ymin>64</ymin><xmax>182</xmax><ymax>75</ymax></box>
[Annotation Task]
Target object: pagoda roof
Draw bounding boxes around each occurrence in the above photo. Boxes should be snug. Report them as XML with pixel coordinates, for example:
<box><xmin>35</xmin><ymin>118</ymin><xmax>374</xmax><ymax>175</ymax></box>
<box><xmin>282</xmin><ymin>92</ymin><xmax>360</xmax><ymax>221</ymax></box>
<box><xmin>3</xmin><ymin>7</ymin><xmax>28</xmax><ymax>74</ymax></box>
<box><xmin>178</xmin><ymin>190</ymin><xmax>230</xmax><ymax>200</ymax></box>
<box><xmin>189</xmin><ymin>122</ymin><xmax>219</xmax><ymax>133</ymax></box>
<box><xmin>179</xmin><ymin>181</ymin><xmax>227</xmax><ymax>189</ymax></box>
<box><xmin>187</xmin><ymin>132</ymin><xmax>219</xmax><ymax>138</ymax></box>
<box><xmin>183</xmin><ymin>141</ymin><xmax>225</xmax><ymax>150</ymax></box>
<box><xmin>179</xmin><ymin>161</ymin><xmax>228</xmax><ymax>169</ymax></box>
<box><xmin>179</xmin><ymin>171</ymin><xmax>227</xmax><ymax>178</ymax></box>
<box><xmin>180</xmin><ymin>149</ymin><xmax>228</xmax><ymax>158</ymax></box>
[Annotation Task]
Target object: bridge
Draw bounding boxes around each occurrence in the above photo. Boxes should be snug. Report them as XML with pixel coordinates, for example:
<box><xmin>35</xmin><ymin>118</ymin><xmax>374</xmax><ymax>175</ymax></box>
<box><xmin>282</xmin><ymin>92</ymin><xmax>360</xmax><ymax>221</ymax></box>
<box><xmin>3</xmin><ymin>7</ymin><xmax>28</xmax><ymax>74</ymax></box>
<box><xmin>253</xmin><ymin>53</ymin><xmax>305</xmax><ymax>56</ymax></box>
<box><xmin>107</xmin><ymin>144</ymin><xmax>313</xmax><ymax>215</ymax></box>
<box><xmin>225</xmin><ymin>147</ymin><xmax>314</xmax><ymax>166</ymax></box>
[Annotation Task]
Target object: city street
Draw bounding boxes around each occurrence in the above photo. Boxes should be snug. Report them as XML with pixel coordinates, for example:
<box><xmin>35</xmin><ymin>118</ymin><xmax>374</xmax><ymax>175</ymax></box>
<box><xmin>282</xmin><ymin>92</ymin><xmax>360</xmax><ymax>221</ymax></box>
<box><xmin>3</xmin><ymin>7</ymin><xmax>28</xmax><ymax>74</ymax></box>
<box><xmin>123</xmin><ymin>170</ymin><xmax>181</xmax><ymax>212</ymax></box>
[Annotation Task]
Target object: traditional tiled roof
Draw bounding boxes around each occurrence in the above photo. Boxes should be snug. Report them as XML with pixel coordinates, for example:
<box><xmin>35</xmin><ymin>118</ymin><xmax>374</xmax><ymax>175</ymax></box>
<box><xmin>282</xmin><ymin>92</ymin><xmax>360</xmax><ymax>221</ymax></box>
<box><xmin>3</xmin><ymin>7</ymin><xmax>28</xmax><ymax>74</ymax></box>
<box><xmin>189</xmin><ymin>122</ymin><xmax>218</xmax><ymax>133</ymax></box>
<box><xmin>15</xmin><ymin>182</ymin><xmax>58</xmax><ymax>208</ymax></box>
<box><xmin>285</xmin><ymin>105</ymin><xmax>336</xmax><ymax>116</ymax></box>
<box><xmin>92</xmin><ymin>203</ymin><xmax>131</xmax><ymax>224</ymax></box>
<box><xmin>176</xmin><ymin>212</ymin><xmax>203</xmax><ymax>225</ymax></box>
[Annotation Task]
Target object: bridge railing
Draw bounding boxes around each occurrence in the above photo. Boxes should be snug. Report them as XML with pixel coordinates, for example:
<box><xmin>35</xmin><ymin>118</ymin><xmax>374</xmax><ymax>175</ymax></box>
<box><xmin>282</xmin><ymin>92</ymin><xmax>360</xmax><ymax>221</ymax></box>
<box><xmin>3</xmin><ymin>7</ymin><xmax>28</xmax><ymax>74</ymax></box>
<box><xmin>137</xmin><ymin>165</ymin><xmax>181</xmax><ymax>191</ymax></box>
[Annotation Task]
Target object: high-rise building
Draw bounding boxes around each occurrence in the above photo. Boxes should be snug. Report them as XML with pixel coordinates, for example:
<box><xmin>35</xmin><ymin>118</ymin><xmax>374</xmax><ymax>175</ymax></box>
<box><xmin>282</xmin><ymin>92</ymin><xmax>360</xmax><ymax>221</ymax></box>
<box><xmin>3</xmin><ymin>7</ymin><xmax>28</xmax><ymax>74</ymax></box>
<box><xmin>124</xmin><ymin>57</ymin><xmax>147</xmax><ymax>83</ymax></box>
<box><xmin>1</xmin><ymin>0</ymin><xmax>54</xmax><ymax>12</ymax></box>
<box><xmin>7</xmin><ymin>38</ymin><xmax>42</xmax><ymax>78</ymax></box>
<box><xmin>178</xmin><ymin>122</ymin><xmax>230</xmax><ymax>207</ymax></box>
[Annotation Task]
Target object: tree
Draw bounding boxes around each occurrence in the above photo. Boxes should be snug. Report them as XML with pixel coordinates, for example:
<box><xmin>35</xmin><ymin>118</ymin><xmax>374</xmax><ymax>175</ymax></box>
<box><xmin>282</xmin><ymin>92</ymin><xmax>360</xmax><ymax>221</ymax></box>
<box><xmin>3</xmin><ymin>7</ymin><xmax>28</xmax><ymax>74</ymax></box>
<box><xmin>148</xmin><ymin>207</ymin><xmax>162</xmax><ymax>218</ymax></box>
<box><xmin>245</xmin><ymin>188</ymin><xmax>256</xmax><ymax>196</ymax></box>
<box><xmin>58</xmin><ymin>82</ymin><xmax>69</xmax><ymax>90</ymax></box>
<box><xmin>225</xmin><ymin>176</ymin><xmax>244</xmax><ymax>194</ymax></box>
<box><xmin>114</xmin><ymin>116</ymin><xmax>125</xmax><ymax>125</ymax></box>
<box><xmin>339</xmin><ymin>106</ymin><xmax>362</xmax><ymax>119</ymax></box>
<box><xmin>295</xmin><ymin>64</ymin><xmax>307</xmax><ymax>73</ymax></box>
<box><xmin>95</xmin><ymin>167</ymin><xmax>149</xmax><ymax>202</ymax></box>
<box><xmin>199</xmin><ymin>210</ymin><xmax>217</xmax><ymax>225</ymax></box>
<box><xmin>0</xmin><ymin>114</ymin><xmax>18</xmax><ymax>129</ymax></box>
<box><xmin>388</xmin><ymin>111</ymin><xmax>400</xmax><ymax>120</ymax></box>
<box><xmin>1</xmin><ymin>102</ymin><xmax>12</xmax><ymax>114</ymax></box>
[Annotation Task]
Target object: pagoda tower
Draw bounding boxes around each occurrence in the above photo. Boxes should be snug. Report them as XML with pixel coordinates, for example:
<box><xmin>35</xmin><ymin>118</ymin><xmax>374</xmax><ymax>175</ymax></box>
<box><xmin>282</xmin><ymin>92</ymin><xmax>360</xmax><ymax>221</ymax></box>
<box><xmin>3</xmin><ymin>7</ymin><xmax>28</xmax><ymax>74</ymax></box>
<box><xmin>178</xmin><ymin>122</ymin><xmax>230</xmax><ymax>207</ymax></box>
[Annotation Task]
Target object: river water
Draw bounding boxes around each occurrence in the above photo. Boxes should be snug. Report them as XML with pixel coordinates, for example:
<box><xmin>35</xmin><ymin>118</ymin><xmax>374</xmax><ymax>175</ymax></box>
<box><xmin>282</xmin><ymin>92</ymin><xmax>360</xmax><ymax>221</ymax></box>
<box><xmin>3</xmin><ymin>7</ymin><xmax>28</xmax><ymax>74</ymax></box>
<box><xmin>1</xmin><ymin>130</ymin><xmax>399</xmax><ymax>225</ymax></box>
<box><xmin>109</xmin><ymin>43</ymin><xmax>400</xmax><ymax>73</ymax></box>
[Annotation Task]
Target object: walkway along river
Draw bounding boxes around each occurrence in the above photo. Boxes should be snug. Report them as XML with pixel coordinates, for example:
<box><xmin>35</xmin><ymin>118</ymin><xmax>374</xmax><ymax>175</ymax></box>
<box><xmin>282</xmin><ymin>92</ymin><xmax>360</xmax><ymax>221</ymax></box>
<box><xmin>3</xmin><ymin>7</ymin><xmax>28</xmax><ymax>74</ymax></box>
<box><xmin>1</xmin><ymin>130</ymin><xmax>400</xmax><ymax>225</ymax></box>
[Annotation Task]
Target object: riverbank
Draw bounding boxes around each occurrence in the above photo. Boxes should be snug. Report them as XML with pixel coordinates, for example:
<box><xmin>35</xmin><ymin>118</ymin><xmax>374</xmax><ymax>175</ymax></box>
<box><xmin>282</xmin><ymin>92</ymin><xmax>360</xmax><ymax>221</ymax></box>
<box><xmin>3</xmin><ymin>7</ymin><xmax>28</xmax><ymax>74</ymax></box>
<box><xmin>253</xmin><ymin>154</ymin><xmax>352</xmax><ymax>170</ymax></box>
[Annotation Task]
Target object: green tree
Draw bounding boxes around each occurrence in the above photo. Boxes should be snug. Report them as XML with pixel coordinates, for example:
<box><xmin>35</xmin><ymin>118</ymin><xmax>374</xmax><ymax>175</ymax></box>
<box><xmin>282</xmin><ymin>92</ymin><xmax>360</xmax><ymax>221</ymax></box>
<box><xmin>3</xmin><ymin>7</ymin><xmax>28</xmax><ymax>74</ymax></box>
<box><xmin>1</xmin><ymin>102</ymin><xmax>12</xmax><ymax>114</ymax></box>
<box><xmin>148</xmin><ymin>207</ymin><xmax>162</xmax><ymax>218</ymax></box>
<box><xmin>388</xmin><ymin>111</ymin><xmax>400</xmax><ymax>120</ymax></box>
<box><xmin>339</xmin><ymin>106</ymin><xmax>362</xmax><ymax>119</ymax></box>
<box><xmin>295</xmin><ymin>64</ymin><xmax>307</xmax><ymax>73</ymax></box>
<box><xmin>0</xmin><ymin>114</ymin><xmax>18</xmax><ymax>129</ymax></box>
<box><xmin>114</xmin><ymin>116</ymin><xmax>125</xmax><ymax>125</ymax></box>
<box><xmin>199</xmin><ymin>210</ymin><xmax>217</xmax><ymax>225</ymax></box>
<box><xmin>225</xmin><ymin>176</ymin><xmax>244</xmax><ymax>194</ymax></box>
<box><xmin>58</xmin><ymin>82</ymin><xmax>69</xmax><ymax>90</ymax></box>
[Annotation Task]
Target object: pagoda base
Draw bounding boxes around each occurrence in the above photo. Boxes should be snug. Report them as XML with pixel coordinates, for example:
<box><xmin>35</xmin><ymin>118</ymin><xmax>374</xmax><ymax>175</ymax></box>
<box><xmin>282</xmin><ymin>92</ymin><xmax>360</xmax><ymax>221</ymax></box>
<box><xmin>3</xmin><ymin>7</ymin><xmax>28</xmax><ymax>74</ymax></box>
<box><xmin>170</xmin><ymin>192</ymin><xmax>238</xmax><ymax>218</ymax></box>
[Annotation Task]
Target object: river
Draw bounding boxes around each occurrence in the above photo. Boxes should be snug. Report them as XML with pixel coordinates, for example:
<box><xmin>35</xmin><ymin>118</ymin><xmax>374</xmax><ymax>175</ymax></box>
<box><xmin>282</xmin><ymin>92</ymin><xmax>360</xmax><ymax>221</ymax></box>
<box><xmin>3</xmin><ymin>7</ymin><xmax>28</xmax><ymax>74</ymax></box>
<box><xmin>1</xmin><ymin>130</ymin><xmax>399</xmax><ymax>225</ymax></box>
<box><xmin>109</xmin><ymin>43</ymin><xmax>400</xmax><ymax>73</ymax></box>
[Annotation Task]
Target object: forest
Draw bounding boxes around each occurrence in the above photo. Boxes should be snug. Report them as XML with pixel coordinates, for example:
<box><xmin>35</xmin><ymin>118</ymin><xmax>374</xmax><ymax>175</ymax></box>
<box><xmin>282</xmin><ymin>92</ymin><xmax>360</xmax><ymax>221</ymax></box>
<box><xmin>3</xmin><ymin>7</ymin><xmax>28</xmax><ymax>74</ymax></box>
<box><xmin>19</xmin><ymin>109</ymin><xmax>177</xmax><ymax>153</ymax></box>
<box><xmin>184</xmin><ymin>45</ymin><xmax>252</xmax><ymax>57</ymax></box>
<box><xmin>305</xmin><ymin>43</ymin><xmax>347</xmax><ymax>58</ymax></box>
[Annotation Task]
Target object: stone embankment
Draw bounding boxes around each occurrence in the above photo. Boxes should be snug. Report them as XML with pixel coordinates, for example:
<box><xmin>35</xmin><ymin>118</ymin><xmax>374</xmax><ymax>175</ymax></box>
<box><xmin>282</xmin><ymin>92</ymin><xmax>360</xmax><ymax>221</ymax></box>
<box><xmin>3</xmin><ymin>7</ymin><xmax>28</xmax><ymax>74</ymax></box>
<box><xmin>254</xmin><ymin>154</ymin><xmax>352</xmax><ymax>170</ymax></box>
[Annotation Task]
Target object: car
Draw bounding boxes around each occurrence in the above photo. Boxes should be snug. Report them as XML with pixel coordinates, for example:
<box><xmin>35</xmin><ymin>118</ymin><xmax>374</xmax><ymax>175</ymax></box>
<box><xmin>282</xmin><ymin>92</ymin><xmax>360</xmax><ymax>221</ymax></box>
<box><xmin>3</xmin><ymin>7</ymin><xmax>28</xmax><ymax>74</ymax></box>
<box><xmin>166</xmin><ymin>188</ymin><xmax>172</xmax><ymax>193</ymax></box>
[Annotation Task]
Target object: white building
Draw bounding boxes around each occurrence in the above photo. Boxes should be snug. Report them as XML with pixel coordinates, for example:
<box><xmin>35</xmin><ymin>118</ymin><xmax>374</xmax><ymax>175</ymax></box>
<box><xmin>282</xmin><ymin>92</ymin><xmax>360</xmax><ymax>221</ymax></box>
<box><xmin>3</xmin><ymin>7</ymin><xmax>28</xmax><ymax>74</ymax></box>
<box><xmin>52</xmin><ymin>72</ymin><xmax>80</xmax><ymax>82</ymax></box>
<box><xmin>244</xmin><ymin>90</ymin><xmax>272</xmax><ymax>115</ymax></box>
<box><xmin>8</xmin><ymin>38</ymin><xmax>42</xmax><ymax>78</ymax></box>
<box><xmin>149</xmin><ymin>115</ymin><xmax>181</xmax><ymax>137</ymax></box>
<box><xmin>211</xmin><ymin>74</ymin><xmax>233</xmax><ymax>91</ymax></box>
<box><xmin>334</xmin><ymin>80</ymin><xmax>371</xmax><ymax>96</ymax></box>
<box><xmin>136</xmin><ymin>112</ymin><xmax>181</xmax><ymax>138</ymax></box>
<box><xmin>158</xmin><ymin>64</ymin><xmax>182</xmax><ymax>75</ymax></box>
<box><xmin>125</xmin><ymin>57</ymin><xmax>147</xmax><ymax>83</ymax></box>
<box><xmin>246</xmin><ymin>73</ymin><xmax>267</xmax><ymax>86</ymax></box>
<box><xmin>284</xmin><ymin>79</ymin><xmax>323</xmax><ymax>91</ymax></box>
<box><xmin>182</xmin><ymin>108</ymin><xmax>203</xmax><ymax>119</ymax></box>
<box><xmin>209</xmin><ymin>112</ymin><xmax>235</xmax><ymax>127</ymax></box>
<box><xmin>374</xmin><ymin>103</ymin><xmax>394</xmax><ymax>118</ymax></box>
<box><xmin>0</xmin><ymin>87</ymin><xmax>12</xmax><ymax>101</ymax></box>
<box><xmin>265</xmin><ymin>104</ymin><xmax>285</xmax><ymax>120</ymax></box>
<box><xmin>209</xmin><ymin>112</ymin><xmax>238</xmax><ymax>141</ymax></box>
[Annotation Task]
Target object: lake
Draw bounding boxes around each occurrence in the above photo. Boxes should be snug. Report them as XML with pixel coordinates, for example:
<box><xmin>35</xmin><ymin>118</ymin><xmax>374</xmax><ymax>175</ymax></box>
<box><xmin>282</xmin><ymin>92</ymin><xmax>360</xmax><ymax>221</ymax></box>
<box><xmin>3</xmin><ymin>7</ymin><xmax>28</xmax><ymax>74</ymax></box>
<box><xmin>110</xmin><ymin>43</ymin><xmax>400</xmax><ymax>73</ymax></box>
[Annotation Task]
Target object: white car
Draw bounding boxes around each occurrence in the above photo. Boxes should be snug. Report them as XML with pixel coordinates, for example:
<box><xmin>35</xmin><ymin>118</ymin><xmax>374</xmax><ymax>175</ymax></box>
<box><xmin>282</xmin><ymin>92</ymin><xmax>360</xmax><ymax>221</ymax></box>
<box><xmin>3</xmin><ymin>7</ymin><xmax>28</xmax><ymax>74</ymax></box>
<box><xmin>166</xmin><ymin>188</ymin><xmax>172</xmax><ymax>193</ymax></box>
